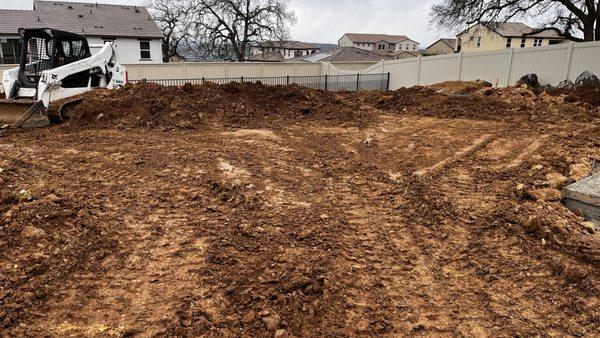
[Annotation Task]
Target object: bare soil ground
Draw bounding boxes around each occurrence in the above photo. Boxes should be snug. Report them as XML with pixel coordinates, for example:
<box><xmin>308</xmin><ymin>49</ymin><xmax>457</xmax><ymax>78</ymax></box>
<box><xmin>1</xmin><ymin>82</ymin><xmax>600</xmax><ymax>336</ymax></box>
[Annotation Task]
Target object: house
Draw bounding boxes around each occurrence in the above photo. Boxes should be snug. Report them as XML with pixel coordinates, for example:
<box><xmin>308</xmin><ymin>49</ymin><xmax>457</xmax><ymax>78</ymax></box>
<box><xmin>286</xmin><ymin>46</ymin><xmax>398</xmax><ymax>63</ymax></box>
<box><xmin>426</xmin><ymin>38</ymin><xmax>459</xmax><ymax>55</ymax></box>
<box><xmin>0</xmin><ymin>0</ymin><xmax>164</xmax><ymax>64</ymax></box>
<box><xmin>338</xmin><ymin>33</ymin><xmax>420</xmax><ymax>56</ymax></box>
<box><xmin>457</xmin><ymin>22</ymin><xmax>567</xmax><ymax>52</ymax></box>
<box><xmin>247</xmin><ymin>51</ymin><xmax>286</xmax><ymax>62</ymax></box>
<box><xmin>250</xmin><ymin>41</ymin><xmax>320</xmax><ymax>60</ymax></box>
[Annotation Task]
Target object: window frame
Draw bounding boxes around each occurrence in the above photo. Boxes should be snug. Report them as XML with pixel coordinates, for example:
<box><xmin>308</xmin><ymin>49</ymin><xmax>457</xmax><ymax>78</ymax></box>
<box><xmin>139</xmin><ymin>39</ymin><xmax>152</xmax><ymax>60</ymax></box>
<box><xmin>520</xmin><ymin>38</ymin><xmax>526</xmax><ymax>48</ymax></box>
<box><xmin>533</xmin><ymin>38</ymin><xmax>543</xmax><ymax>47</ymax></box>
<box><xmin>506</xmin><ymin>38</ymin><xmax>512</xmax><ymax>48</ymax></box>
<box><xmin>476</xmin><ymin>37</ymin><xmax>482</xmax><ymax>48</ymax></box>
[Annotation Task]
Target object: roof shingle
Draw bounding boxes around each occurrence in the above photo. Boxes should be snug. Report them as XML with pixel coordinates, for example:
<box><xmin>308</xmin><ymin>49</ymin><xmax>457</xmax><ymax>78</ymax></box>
<box><xmin>0</xmin><ymin>0</ymin><xmax>163</xmax><ymax>39</ymax></box>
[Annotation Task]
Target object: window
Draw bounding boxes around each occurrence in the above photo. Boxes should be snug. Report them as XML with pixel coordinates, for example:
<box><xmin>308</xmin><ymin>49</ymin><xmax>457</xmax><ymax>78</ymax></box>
<box><xmin>139</xmin><ymin>40</ymin><xmax>151</xmax><ymax>59</ymax></box>
<box><xmin>549</xmin><ymin>39</ymin><xmax>562</xmax><ymax>45</ymax></box>
<box><xmin>520</xmin><ymin>38</ymin><xmax>526</xmax><ymax>48</ymax></box>
<box><xmin>476</xmin><ymin>37</ymin><xmax>482</xmax><ymax>48</ymax></box>
<box><xmin>506</xmin><ymin>38</ymin><xmax>512</xmax><ymax>48</ymax></box>
<box><xmin>378</xmin><ymin>43</ymin><xmax>386</xmax><ymax>50</ymax></box>
<box><xmin>533</xmin><ymin>38</ymin><xmax>543</xmax><ymax>47</ymax></box>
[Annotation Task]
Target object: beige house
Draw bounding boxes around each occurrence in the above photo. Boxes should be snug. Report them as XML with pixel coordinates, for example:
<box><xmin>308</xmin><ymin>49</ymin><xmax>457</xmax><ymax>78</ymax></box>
<box><xmin>458</xmin><ymin>22</ymin><xmax>566</xmax><ymax>52</ymax></box>
<box><xmin>425</xmin><ymin>38</ymin><xmax>458</xmax><ymax>55</ymax></box>
<box><xmin>338</xmin><ymin>33</ymin><xmax>420</xmax><ymax>56</ymax></box>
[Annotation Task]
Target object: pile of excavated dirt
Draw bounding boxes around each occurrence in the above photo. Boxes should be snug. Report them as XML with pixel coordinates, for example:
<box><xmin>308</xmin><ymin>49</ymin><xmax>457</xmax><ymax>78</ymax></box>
<box><xmin>0</xmin><ymin>160</ymin><xmax>112</xmax><ymax>329</ymax></box>
<box><xmin>428</xmin><ymin>80</ymin><xmax>492</xmax><ymax>95</ymax></box>
<box><xmin>64</xmin><ymin>82</ymin><xmax>371</xmax><ymax>130</ymax></box>
<box><xmin>546</xmin><ymin>85</ymin><xmax>600</xmax><ymax>107</ymax></box>
<box><xmin>354</xmin><ymin>85</ymin><xmax>599</xmax><ymax>123</ymax></box>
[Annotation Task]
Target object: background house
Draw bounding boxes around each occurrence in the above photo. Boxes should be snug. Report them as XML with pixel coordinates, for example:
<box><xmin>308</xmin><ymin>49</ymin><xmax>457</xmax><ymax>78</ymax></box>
<box><xmin>0</xmin><ymin>0</ymin><xmax>164</xmax><ymax>64</ymax></box>
<box><xmin>426</xmin><ymin>38</ymin><xmax>459</xmax><ymax>55</ymax></box>
<box><xmin>338</xmin><ymin>33</ymin><xmax>420</xmax><ymax>56</ymax></box>
<box><xmin>458</xmin><ymin>22</ymin><xmax>566</xmax><ymax>52</ymax></box>
<box><xmin>250</xmin><ymin>41</ymin><xmax>320</xmax><ymax>60</ymax></box>
<box><xmin>287</xmin><ymin>46</ymin><xmax>397</xmax><ymax>63</ymax></box>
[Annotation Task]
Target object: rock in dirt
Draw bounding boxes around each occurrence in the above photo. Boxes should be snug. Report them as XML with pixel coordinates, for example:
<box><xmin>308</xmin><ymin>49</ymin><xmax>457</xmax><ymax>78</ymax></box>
<box><xmin>21</xmin><ymin>226</ymin><xmax>46</xmax><ymax>238</ymax></box>
<box><xmin>528</xmin><ymin>188</ymin><xmax>562</xmax><ymax>202</ymax></box>
<box><xmin>524</xmin><ymin>215</ymin><xmax>546</xmax><ymax>235</ymax></box>
<box><xmin>575</xmin><ymin>71</ymin><xmax>600</xmax><ymax>86</ymax></box>
<box><xmin>262</xmin><ymin>313</ymin><xmax>281</xmax><ymax>332</ymax></box>
<box><xmin>546</xmin><ymin>173</ymin><xmax>569</xmax><ymax>188</ymax></box>
<box><xmin>558</xmin><ymin>79</ymin><xmax>575</xmax><ymax>89</ymax></box>
<box><xmin>581</xmin><ymin>222</ymin><xmax>597</xmax><ymax>234</ymax></box>
<box><xmin>569</xmin><ymin>161</ymin><xmax>591</xmax><ymax>181</ymax></box>
<box><xmin>516</xmin><ymin>74</ymin><xmax>540</xmax><ymax>88</ymax></box>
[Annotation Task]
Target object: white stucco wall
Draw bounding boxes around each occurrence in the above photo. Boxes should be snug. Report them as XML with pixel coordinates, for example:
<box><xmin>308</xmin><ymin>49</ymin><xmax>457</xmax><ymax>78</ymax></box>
<box><xmin>88</xmin><ymin>37</ymin><xmax>163</xmax><ymax>64</ymax></box>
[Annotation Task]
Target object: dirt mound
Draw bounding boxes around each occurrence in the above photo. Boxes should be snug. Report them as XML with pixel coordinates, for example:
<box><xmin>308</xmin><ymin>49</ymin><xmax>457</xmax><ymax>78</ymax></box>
<box><xmin>428</xmin><ymin>80</ymin><xmax>492</xmax><ymax>95</ymax></box>
<box><xmin>546</xmin><ymin>85</ymin><xmax>600</xmax><ymax>107</ymax></box>
<box><xmin>356</xmin><ymin>85</ymin><xmax>599</xmax><ymax>123</ymax></box>
<box><xmin>0</xmin><ymin>162</ymin><xmax>111</xmax><ymax>329</ymax></box>
<box><xmin>65</xmin><ymin>82</ymin><xmax>370</xmax><ymax>130</ymax></box>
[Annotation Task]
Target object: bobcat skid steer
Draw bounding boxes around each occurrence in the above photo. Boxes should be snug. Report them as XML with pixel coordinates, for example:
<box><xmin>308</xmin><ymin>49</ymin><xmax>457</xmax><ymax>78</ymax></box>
<box><xmin>0</xmin><ymin>28</ymin><xmax>126</xmax><ymax>128</ymax></box>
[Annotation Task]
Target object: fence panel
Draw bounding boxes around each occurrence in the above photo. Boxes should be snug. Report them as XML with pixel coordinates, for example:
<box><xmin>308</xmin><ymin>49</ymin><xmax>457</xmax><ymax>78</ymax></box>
<box><xmin>129</xmin><ymin>73</ymin><xmax>389</xmax><ymax>92</ymax></box>
<box><xmin>363</xmin><ymin>41</ymin><xmax>600</xmax><ymax>90</ymax></box>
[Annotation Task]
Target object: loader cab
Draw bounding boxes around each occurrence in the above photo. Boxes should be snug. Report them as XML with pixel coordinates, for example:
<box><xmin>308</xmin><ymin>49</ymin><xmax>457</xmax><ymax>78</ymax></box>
<box><xmin>17</xmin><ymin>28</ymin><xmax>91</xmax><ymax>89</ymax></box>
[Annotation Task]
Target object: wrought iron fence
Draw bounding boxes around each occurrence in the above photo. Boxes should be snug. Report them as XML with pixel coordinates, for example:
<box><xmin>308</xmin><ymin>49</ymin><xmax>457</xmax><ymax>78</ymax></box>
<box><xmin>0</xmin><ymin>57</ymin><xmax>19</xmax><ymax>65</ymax></box>
<box><xmin>130</xmin><ymin>73</ymin><xmax>390</xmax><ymax>92</ymax></box>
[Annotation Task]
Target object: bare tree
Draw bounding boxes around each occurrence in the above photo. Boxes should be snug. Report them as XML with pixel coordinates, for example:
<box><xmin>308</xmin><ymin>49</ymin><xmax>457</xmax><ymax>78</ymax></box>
<box><xmin>431</xmin><ymin>0</ymin><xmax>600</xmax><ymax>42</ymax></box>
<box><xmin>192</xmin><ymin>0</ymin><xmax>296</xmax><ymax>61</ymax></box>
<box><xmin>148</xmin><ymin>0</ymin><xmax>198</xmax><ymax>62</ymax></box>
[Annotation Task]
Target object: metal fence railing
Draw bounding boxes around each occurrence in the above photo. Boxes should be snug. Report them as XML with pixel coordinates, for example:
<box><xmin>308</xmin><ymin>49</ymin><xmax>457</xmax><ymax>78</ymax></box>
<box><xmin>0</xmin><ymin>57</ymin><xmax>19</xmax><ymax>65</ymax></box>
<box><xmin>130</xmin><ymin>73</ymin><xmax>390</xmax><ymax>92</ymax></box>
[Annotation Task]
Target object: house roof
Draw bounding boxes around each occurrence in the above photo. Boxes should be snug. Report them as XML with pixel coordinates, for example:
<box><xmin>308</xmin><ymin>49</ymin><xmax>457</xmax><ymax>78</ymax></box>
<box><xmin>0</xmin><ymin>0</ymin><xmax>163</xmax><ymax>39</ymax></box>
<box><xmin>247</xmin><ymin>51</ymin><xmax>286</xmax><ymax>62</ymax></box>
<box><xmin>426</xmin><ymin>38</ymin><xmax>457</xmax><ymax>50</ymax></box>
<box><xmin>257</xmin><ymin>41</ymin><xmax>320</xmax><ymax>50</ymax></box>
<box><xmin>341</xmin><ymin>33</ymin><xmax>418</xmax><ymax>45</ymax></box>
<box><xmin>458</xmin><ymin>22</ymin><xmax>563</xmax><ymax>39</ymax></box>
<box><xmin>286</xmin><ymin>47</ymin><xmax>395</xmax><ymax>63</ymax></box>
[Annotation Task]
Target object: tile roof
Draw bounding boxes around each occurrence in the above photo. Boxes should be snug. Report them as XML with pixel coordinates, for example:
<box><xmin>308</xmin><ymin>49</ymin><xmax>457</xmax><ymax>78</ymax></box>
<box><xmin>0</xmin><ymin>0</ymin><xmax>163</xmax><ymax>39</ymax></box>
<box><xmin>426</xmin><ymin>38</ymin><xmax>457</xmax><ymax>50</ymax></box>
<box><xmin>247</xmin><ymin>51</ymin><xmax>286</xmax><ymax>62</ymax></box>
<box><xmin>342</xmin><ymin>33</ymin><xmax>416</xmax><ymax>44</ymax></box>
<box><xmin>257</xmin><ymin>41</ymin><xmax>320</xmax><ymax>50</ymax></box>
<box><xmin>286</xmin><ymin>47</ymin><xmax>395</xmax><ymax>63</ymax></box>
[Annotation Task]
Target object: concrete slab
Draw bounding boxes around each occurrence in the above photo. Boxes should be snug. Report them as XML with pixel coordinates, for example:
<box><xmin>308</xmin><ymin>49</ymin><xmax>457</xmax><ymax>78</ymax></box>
<box><xmin>563</xmin><ymin>174</ymin><xmax>600</xmax><ymax>221</ymax></box>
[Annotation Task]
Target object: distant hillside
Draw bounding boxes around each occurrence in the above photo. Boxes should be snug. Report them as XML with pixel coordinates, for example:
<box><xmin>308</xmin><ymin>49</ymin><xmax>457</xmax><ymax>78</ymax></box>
<box><xmin>311</xmin><ymin>43</ymin><xmax>338</xmax><ymax>53</ymax></box>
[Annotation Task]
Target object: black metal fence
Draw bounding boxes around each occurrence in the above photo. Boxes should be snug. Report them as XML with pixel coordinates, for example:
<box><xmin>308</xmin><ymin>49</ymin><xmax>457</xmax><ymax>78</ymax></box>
<box><xmin>130</xmin><ymin>73</ymin><xmax>390</xmax><ymax>92</ymax></box>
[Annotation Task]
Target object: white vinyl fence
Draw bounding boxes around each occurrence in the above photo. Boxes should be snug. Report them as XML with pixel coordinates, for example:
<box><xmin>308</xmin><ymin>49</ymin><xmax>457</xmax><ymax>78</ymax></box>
<box><xmin>363</xmin><ymin>41</ymin><xmax>600</xmax><ymax>90</ymax></box>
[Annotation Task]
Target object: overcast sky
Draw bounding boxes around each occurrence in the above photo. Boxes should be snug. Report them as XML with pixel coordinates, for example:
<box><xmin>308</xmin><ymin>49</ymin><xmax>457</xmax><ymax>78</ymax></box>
<box><xmin>0</xmin><ymin>0</ymin><xmax>454</xmax><ymax>46</ymax></box>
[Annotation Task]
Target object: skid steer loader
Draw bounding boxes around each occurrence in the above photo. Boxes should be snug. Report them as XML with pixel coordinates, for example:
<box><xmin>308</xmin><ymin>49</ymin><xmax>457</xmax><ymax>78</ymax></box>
<box><xmin>0</xmin><ymin>28</ymin><xmax>126</xmax><ymax>128</ymax></box>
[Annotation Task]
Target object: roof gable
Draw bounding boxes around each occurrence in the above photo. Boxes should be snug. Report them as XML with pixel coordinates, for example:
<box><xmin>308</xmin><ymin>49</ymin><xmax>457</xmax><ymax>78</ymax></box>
<box><xmin>342</xmin><ymin>33</ymin><xmax>415</xmax><ymax>44</ymax></box>
<box><xmin>0</xmin><ymin>1</ymin><xmax>163</xmax><ymax>39</ymax></box>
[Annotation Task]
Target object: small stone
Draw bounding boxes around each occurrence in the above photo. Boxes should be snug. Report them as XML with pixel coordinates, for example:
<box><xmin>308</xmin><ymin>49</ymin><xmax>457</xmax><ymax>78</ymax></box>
<box><xmin>364</xmin><ymin>137</ymin><xmax>374</xmax><ymax>145</ymax></box>
<box><xmin>46</xmin><ymin>193</ymin><xmax>63</xmax><ymax>204</ymax></box>
<box><xmin>96</xmin><ymin>113</ymin><xmax>105</xmax><ymax>121</ymax></box>
<box><xmin>575</xmin><ymin>70</ymin><xmax>600</xmax><ymax>86</ymax></box>
<box><xmin>21</xmin><ymin>226</ymin><xmax>46</xmax><ymax>238</ymax></box>
<box><xmin>532</xmin><ymin>164</ymin><xmax>544</xmax><ymax>171</ymax></box>
<box><xmin>524</xmin><ymin>216</ymin><xmax>544</xmax><ymax>235</ymax></box>
<box><xmin>516</xmin><ymin>74</ymin><xmax>539</xmax><ymax>88</ymax></box>
<box><xmin>582</xmin><ymin>222</ymin><xmax>597</xmax><ymax>234</ymax></box>
<box><xmin>17</xmin><ymin>189</ymin><xmax>32</xmax><ymax>202</ymax></box>
<box><xmin>319</xmin><ymin>214</ymin><xmax>330</xmax><ymax>219</ymax></box>
<box><xmin>545</xmin><ymin>173</ymin><xmax>568</xmax><ymax>188</ymax></box>
<box><xmin>275</xmin><ymin>329</ymin><xmax>288</xmax><ymax>338</ymax></box>
<box><xmin>541</xmin><ymin>238</ymin><xmax>546</xmax><ymax>246</ymax></box>
<box><xmin>557</xmin><ymin>79</ymin><xmax>574</xmax><ymax>89</ymax></box>
<box><xmin>262</xmin><ymin>313</ymin><xmax>281</xmax><ymax>332</ymax></box>
<box><xmin>297</xmin><ymin>228</ymin><xmax>313</xmax><ymax>240</ymax></box>
<box><xmin>527</xmin><ymin>188</ymin><xmax>562</xmax><ymax>202</ymax></box>
<box><xmin>569</xmin><ymin>162</ymin><xmax>591</xmax><ymax>181</ymax></box>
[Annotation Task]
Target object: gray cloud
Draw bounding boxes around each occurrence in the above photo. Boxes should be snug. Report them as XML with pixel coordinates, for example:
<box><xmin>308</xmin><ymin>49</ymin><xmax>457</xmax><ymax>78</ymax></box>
<box><xmin>0</xmin><ymin>0</ymin><xmax>454</xmax><ymax>46</ymax></box>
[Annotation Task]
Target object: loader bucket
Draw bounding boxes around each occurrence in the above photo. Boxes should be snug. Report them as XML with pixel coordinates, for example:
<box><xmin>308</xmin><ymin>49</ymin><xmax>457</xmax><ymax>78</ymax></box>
<box><xmin>0</xmin><ymin>99</ymin><xmax>49</xmax><ymax>128</ymax></box>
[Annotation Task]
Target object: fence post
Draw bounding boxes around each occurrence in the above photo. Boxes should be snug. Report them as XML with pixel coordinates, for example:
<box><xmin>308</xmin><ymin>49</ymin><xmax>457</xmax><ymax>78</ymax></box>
<box><xmin>416</xmin><ymin>55</ymin><xmax>422</xmax><ymax>85</ymax></box>
<box><xmin>505</xmin><ymin>47</ymin><xmax>515</xmax><ymax>87</ymax></box>
<box><xmin>386</xmin><ymin>72</ymin><xmax>390</xmax><ymax>91</ymax></box>
<box><xmin>241</xmin><ymin>76</ymin><xmax>244</xmax><ymax>83</ymax></box>
<box><xmin>325</xmin><ymin>74</ymin><xmax>328</xmax><ymax>91</ymax></box>
<box><xmin>563</xmin><ymin>41</ymin><xmax>575</xmax><ymax>80</ymax></box>
<box><xmin>457</xmin><ymin>52</ymin><xmax>463</xmax><ymax>81</ymax></box>
<box><xmin>287</xmin><ymin>75</ymin><xmax>290</xmax><ymax>85</ymax></box>
<box><xmin>356</xmin><ymin>73</ymin><xmax>360</xmax><ymax>91</ymax></box>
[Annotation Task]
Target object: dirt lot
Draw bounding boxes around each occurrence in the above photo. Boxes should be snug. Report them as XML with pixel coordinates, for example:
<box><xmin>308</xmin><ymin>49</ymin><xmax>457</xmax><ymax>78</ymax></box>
<box><xmin>1</xmin><ymin>82</ymin><xmax>600</xmax><ymax>336</ymax></box>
